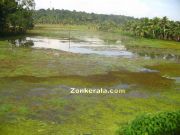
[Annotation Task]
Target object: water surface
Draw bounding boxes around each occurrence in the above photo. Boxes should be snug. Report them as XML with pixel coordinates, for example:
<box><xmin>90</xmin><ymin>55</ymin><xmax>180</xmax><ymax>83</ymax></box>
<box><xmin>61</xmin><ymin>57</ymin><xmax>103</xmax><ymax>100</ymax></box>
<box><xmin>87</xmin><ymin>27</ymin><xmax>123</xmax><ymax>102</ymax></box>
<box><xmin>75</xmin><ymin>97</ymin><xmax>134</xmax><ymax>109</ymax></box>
<box><xmin>10</xmin><ymin>36</ymin><xmax>180</xmax><ymax>61</ymax></box>
<box><xmin>12</xmin><ymin>36</ymin><xmax>134</xmax><ymax>58</ymax></box>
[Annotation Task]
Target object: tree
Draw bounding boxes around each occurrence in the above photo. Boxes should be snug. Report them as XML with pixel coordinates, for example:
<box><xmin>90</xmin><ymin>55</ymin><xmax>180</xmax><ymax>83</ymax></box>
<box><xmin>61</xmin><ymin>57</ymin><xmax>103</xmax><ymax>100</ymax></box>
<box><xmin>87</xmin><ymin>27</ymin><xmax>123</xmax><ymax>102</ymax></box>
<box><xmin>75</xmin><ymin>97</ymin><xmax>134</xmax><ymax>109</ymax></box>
<box><xmin>33</xmin><ymin>9</ymin><xmax>135</xmax><ymax>26</ymax></box>
<box><xmin>122</xmin><ymin>17</ymin><xmax>180</xmax><ymax>42</ymax></box>
<box><xmin>0</xmin><ymin>0</ymin><xmax>35</xmax><ymax>35</ymax></box>
<box><xmin>161</xmin><ymin>16</ymin><xmax>169</xmax><ymax>40</ymax></box>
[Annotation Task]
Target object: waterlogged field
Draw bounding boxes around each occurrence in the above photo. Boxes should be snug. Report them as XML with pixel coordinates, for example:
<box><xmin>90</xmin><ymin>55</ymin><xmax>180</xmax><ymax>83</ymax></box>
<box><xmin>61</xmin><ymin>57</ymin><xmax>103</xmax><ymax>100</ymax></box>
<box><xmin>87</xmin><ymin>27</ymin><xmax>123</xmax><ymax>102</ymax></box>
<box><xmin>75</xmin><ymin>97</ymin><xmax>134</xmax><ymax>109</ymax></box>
<box><xmin>0</xmin><ymin>25</ymin><xmax>180</xmax><ymax>135</ymax></box>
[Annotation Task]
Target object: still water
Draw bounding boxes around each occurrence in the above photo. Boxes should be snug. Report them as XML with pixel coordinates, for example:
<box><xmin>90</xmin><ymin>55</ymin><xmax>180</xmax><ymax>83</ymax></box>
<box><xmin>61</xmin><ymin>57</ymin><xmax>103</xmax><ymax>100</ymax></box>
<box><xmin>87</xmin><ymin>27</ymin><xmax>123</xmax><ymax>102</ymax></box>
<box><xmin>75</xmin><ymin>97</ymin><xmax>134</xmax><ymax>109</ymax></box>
<box><xmin>12</xmin><ymin>36</ymin><xmax>134</xmax><ymax>58</ymax></box>
<box><xmin>10</xmin><ymin>36</ymin><xmax>180</xmax><ymax>61</ymax></box>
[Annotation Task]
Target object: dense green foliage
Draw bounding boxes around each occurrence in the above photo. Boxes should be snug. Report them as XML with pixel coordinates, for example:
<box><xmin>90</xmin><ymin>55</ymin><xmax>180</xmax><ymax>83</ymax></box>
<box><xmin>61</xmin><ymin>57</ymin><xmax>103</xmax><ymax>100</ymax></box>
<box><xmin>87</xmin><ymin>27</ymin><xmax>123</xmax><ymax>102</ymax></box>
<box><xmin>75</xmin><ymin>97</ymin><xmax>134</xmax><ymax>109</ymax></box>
<box><xmin>33</xmin><ymin>9</ymin><xmax>135</xmax><ymax>26</ymax></box>
<box><xmin>123</xmin><ymin>17</ymin><xmax>180</xmax><ymax>41</ymax></box>
<box><xmin>120</xmin><ymin>111</ymin><xmax>180</xmax><ymax>135</ymax></box>
<box><xmin>0</xmin><ymin>0</ymin><xmax>35</xmax><ymax>35</ymax></box>
<box><xmin>33</xmin><ymin>10</ymin><xmax>180</xmax><ymax>41</ymax></box>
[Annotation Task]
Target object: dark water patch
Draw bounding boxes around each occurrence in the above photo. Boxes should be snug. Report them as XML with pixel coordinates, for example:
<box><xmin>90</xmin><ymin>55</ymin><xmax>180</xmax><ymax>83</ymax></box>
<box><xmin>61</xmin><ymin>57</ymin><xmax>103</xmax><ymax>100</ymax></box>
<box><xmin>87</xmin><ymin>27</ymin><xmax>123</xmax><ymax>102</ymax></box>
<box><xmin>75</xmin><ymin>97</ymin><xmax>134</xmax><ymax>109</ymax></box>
<box><xmin>139</xmin><ymin>53</ymin><xmax>180</xmax><ymax>62</ymax></box>
<box><xmin>111</xmin><ymin>84</ymin><xmax>131</xmax><ymax>89</ymax></box>
<box><xmin>28</xmin><ymin>87</ymin><xmax>52</xmax><ymax>97</ymax></box>
<box><xmin>6</xmin><ymin>36</ymin><xmax>33</xmax><ymax>48</ymax></box>
<box><xmin>124</xmin><ymin>90</ymin><xmax>149</xmax><ymax>98</ymax></box>
<box><xmin>127</xmin><ymin>46</ymin><xmax>180</xmax><ymax>62</ymax></box>
<box><xmin>138</xmin><ymin>68</ymin><xmax>159</xmax><ymax>73</ymax></box>
<box><xmin>29</xmin><ymin>109</ymin><xmax>63</xmax><ymax>123</ymax></box>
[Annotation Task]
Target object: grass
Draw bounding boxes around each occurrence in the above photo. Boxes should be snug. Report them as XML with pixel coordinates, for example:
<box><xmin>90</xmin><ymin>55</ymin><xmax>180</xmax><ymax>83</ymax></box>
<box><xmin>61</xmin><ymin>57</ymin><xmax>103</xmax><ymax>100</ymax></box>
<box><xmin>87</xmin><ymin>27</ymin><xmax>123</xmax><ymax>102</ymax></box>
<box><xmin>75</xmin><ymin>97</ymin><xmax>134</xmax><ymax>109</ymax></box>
<box><xmin>0</xmin><ymin>89</ymin><xmax>179</xmax><ymax>135</ymax></box>
<box><xmin>28</xmin><ymin>24</ymin><xmax>97</xmax><ymax>39</ymax></box>
<box><xmin>147</xmin><ymin>63</ymin><xmax>180</xmax><ymax>77</ymax></box>
<box><xmin>0</xmin><ymin>43</ymin><xmax>170</xmax><ymax>77</ymax></box>
<box><xmin>112</xmin><ymin>29</ymin><xmax>180</xmax><ymax>49</ymax></box>
<box><xmin>130</xmin><ymin>38</ymin><xmax>180</xmax><ymax>49</ymax></box>
<box><xmin>0</xmin><ymin>24</ymin><xmax>180</xmax><ymax>135</ymax></box>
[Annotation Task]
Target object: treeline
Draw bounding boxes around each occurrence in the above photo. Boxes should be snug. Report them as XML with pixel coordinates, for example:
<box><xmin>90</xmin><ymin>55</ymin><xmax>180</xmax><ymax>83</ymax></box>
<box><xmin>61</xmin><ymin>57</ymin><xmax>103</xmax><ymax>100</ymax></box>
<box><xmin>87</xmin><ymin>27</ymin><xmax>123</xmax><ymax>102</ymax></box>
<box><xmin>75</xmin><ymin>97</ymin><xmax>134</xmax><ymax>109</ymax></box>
<box><xmin>123</xmin><ymin>17</ymin><xmax>180</xmax><ymax>41</ymax></box>
<box><xmin>2</xmin><ymin>4</ymin><xmax>179</xmax><ymax>42</ymax></box>
<box><xmin>33</xmin><ymin>9</ymin><xmax>135</xmax><ymax>26</ymax></box>
<box><xmin>0</xmin><ymin>0</ymin><xmax>35</xmax><ymax>35</ymax></box>
<box><xmin>34</xmin><ymin>9</ymin><xmax>180</xmax><ymax>42</ymax></box>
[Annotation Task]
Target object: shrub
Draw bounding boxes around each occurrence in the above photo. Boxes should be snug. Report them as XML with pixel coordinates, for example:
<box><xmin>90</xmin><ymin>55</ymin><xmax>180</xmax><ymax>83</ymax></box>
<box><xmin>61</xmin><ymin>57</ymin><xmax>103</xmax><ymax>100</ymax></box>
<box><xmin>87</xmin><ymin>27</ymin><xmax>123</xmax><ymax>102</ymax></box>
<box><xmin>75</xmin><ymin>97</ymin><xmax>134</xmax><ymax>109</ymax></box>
<box><xmin>119</xmin><ymin>110</ymin><xmax>180</xmax><ymax>135</ymax></box>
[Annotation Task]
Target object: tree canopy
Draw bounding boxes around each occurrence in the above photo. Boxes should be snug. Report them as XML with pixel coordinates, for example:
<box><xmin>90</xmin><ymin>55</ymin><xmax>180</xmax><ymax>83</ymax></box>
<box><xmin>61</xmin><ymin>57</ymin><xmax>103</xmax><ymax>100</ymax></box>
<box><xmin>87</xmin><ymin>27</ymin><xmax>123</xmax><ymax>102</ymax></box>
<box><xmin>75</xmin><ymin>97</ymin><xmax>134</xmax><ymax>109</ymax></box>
<box><xmin>33</xmin><ymin>9</ymin><xmax>179</xmax><ymax>42</ymax></box>
<box><xmin>122</xmin><ymin>17</ymin><xmax>180</xmax><ymax>41</ymax></box>
<box><xmin>1</xmin><ymin>4</ymin><xmax>179</xmax><ymax>42</ymax></box>
<box><xmin>0</xmin><ymin>0</ymin><xmax>35</xmax><ymax>35</ymax></box>
<box><xmin>33</xmin><ymin>9</ymin><xmax>135</xmax><ymax>26</ymax></box>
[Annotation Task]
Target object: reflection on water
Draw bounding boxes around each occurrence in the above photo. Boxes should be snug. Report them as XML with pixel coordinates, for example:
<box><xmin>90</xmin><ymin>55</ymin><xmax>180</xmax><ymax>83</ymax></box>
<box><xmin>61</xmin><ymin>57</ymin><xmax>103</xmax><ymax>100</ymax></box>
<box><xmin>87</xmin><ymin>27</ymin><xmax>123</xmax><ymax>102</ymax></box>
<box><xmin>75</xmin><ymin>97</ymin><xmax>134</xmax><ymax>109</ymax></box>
<box><xmin>10</xmin><ymin>38</ymin><xmax>34</xmax><ymax>47</ymax></box>
<box><xmin>10</xmin><ymin>36</ymin><xmax>134</xmax><ymax>58</ymax></box>
<box><xmin>138</xmin><ymin>52</ymin><xmax>180</xmax><ymax>61</ymax></box>
<box><xmin>9</xmin><ymin>36</ymin><xmax>180</xmax><ymax>61</ymax></box>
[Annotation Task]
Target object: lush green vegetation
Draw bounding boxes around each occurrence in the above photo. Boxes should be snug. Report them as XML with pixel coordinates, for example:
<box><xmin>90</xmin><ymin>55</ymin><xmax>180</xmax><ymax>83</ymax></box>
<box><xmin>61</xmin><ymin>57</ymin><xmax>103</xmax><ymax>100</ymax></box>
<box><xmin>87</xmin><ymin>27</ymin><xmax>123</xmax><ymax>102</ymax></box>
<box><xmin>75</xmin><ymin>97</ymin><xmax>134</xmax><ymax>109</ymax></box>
<box><xmin>33</xmin><ymin>9</ymin><xmax>135</xmax><ymax>26</ymax></box>
<box><xmin>33</xmin><ymin>10</ymin><xmax>180</xmax><ymax>41</ymax></box>
<box><xmin>123</xmin><ymin>17</ymin><xmax>180</xmax><ymax>41</ymax></box>
<box><xmin>1</xmin><ymin>1</ymin><xmax>179</xmax><ymax>41</ymax></box>
<box><xmin>120</xmin><ymin>111</ymin><xmax>180</xmax><ymax>135</ymax></box>
<box><xmin>0</xmin><ymin>0</ymin><xmax>35</xmax><ymax>35</ymax></box>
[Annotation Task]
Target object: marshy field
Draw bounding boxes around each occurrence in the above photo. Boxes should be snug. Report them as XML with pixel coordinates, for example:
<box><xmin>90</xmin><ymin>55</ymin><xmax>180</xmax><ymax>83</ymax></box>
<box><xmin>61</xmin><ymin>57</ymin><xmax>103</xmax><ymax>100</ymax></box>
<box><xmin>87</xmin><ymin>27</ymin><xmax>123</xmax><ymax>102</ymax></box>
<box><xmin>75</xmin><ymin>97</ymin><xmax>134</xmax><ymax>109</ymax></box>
<box><xmin>0</xmin><ymin>25</ymin><xmax>180</xmax><ymax>135</ymax></box>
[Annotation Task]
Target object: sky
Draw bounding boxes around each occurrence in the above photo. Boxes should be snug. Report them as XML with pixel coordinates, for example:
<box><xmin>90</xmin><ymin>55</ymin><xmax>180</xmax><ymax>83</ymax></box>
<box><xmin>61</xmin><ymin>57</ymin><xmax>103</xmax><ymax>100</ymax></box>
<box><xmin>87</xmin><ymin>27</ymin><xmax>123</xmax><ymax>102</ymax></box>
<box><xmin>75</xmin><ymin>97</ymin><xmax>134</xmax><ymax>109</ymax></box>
<box><xmin>35</xmin><ymin>0</ymin><xmax>180</xmax><ymax>21</ymax></box>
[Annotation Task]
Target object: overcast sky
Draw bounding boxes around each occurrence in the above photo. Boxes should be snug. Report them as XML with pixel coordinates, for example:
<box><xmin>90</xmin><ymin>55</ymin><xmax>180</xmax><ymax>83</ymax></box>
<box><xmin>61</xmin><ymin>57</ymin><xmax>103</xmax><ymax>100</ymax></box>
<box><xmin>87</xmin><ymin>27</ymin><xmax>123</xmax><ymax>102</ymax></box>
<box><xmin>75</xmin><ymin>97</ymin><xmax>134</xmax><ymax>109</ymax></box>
<box><xmin>35</xmin><ymin>0</ymin><xmax>180</xmax><ymax>21</ymax></box>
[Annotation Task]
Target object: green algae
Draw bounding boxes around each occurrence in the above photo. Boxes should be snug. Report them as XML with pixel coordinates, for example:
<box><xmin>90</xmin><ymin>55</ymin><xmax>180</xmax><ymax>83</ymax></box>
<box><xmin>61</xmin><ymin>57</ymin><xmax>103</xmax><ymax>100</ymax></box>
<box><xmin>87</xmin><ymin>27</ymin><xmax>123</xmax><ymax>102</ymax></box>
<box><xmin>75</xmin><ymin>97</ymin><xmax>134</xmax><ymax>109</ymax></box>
<box><xmin>147</xmin><ymin>63</ymin><xmax>180</xmax><ymax>77</ymax></box>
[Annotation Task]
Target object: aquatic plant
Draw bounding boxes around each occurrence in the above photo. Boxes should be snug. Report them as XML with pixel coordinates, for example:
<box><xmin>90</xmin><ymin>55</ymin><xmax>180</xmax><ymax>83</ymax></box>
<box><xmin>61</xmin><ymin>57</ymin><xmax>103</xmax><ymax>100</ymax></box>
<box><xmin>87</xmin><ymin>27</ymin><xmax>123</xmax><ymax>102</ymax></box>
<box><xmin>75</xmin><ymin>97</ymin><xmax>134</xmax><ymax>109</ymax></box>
<box><xmin>120</xmin><ymin>110</ymin><xmax>180</xmax><ymax>135</ymax></box>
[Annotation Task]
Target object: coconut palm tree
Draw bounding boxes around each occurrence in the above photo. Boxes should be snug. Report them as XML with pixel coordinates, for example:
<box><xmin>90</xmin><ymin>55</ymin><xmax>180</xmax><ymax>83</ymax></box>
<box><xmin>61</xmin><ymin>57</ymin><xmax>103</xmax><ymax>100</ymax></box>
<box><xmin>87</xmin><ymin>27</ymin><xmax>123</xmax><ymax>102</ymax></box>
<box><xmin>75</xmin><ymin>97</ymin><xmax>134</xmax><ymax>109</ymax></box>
<box><xmin>122</xmin><ymin>16</ymin><xmax>180</xmax><ymax>42</ymax></box>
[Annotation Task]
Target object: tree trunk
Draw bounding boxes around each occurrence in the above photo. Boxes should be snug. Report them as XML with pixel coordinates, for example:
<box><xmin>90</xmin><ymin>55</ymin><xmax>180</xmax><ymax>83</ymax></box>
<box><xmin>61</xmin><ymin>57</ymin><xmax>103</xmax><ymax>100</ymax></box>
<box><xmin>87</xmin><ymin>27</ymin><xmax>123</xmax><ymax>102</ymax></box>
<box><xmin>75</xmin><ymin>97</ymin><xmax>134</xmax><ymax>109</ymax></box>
<box><xmin>152</xmin><ymin>30</ymin><xmax>155</xmax><ymax>38</ymax></box>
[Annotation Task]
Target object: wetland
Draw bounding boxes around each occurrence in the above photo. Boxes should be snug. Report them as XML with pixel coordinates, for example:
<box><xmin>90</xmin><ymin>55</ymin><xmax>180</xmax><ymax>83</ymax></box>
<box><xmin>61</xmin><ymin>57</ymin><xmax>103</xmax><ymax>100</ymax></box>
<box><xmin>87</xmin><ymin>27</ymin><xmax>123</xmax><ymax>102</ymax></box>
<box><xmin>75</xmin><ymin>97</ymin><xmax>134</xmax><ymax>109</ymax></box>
<box><xmin>0</xmin><ymin>25</ymin><xmax>180</xmax><ymax>135</ymax></box>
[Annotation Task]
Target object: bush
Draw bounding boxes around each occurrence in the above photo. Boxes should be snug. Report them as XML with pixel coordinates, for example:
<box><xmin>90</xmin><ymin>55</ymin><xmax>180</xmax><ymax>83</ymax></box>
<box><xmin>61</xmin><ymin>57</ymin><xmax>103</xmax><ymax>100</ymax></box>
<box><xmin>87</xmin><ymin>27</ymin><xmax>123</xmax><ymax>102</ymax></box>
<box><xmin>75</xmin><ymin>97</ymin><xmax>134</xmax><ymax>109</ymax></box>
<box><xmin>119</xmin><ymin>110</ymin><xmax>180</xmax><ymax>135</ymax></box>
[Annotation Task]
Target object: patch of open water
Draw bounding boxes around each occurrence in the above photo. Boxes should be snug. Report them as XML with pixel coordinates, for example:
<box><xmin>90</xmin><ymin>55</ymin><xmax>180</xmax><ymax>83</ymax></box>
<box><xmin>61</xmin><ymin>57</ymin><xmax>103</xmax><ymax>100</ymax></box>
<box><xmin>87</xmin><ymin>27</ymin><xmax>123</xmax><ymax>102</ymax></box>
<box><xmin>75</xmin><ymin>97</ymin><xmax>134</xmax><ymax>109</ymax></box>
<box><xmin>12</xmin><ymin>36</ymin><xmax>134</xmax><ymax>58</ymax></box>
<box><xmin>10</xmin><ymin>36</ymin><xmax>180</xmax><ymax>61</ymax></box>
